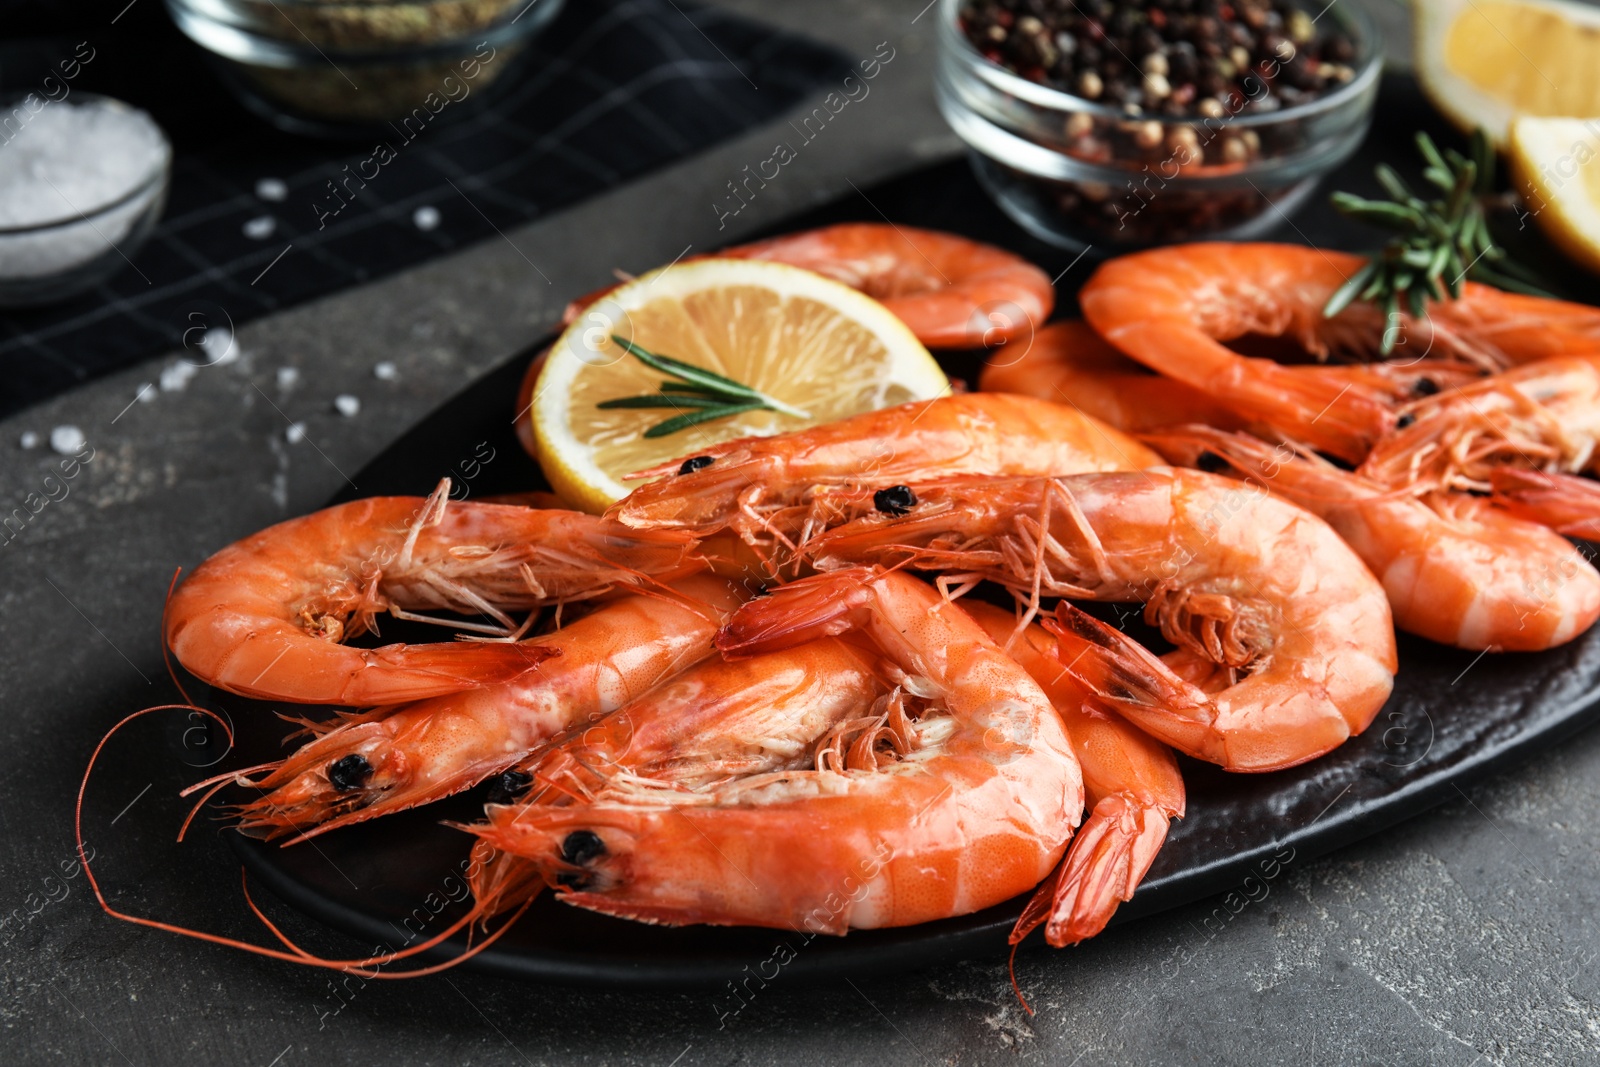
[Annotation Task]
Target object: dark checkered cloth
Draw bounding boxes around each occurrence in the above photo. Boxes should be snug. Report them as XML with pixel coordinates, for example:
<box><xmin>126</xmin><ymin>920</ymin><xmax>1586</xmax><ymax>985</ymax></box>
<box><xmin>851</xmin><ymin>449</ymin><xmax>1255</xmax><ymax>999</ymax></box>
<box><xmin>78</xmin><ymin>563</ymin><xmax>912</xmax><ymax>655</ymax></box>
<box><xmin>0</xmin><ymin>0</ymin><xmax>847</xmax><ymax>417</ymax></box>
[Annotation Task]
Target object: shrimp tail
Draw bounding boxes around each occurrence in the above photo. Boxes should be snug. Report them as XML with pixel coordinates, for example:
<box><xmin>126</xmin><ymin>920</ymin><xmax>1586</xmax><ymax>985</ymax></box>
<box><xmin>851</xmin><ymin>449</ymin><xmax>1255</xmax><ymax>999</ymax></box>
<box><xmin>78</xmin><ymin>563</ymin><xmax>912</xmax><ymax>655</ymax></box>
<box><xmin>713</xmin><ymin>567</ymin><xmax>877</xmax><ymax>657</ymax></box>
<box><xmin>1010</xmin><ymin>794</ymin><xmax>1171</xmax><ymax>947</ymax></box>
<box><xmin>1490</xmin><ymin>468</ymin><xmax>1600</xmax><ymax>539</ymax></box>
<box><xmin>1043</xmin><ymin>604</ymin><xmax>1226</xmax><ymax>765</ymax></box>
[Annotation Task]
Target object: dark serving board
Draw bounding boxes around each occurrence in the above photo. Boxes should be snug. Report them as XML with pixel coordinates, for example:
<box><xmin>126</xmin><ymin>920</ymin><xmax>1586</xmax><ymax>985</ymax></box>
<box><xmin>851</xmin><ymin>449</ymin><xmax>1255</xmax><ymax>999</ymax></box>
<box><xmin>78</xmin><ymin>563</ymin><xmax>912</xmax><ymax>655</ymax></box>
<box><xmin>225</xmin><ymin>72</ymin><xmax>1600</xmax><ymax>988</ymax></box>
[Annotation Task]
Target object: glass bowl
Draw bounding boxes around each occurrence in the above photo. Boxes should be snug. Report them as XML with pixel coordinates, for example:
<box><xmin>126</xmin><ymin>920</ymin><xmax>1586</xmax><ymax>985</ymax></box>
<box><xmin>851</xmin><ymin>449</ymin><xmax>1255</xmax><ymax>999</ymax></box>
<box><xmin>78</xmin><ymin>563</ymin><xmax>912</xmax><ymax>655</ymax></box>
<box><xmin>165</xmin><ymin>0</ymin><xmax>566</xmax><ymax>138</ymax></box>
<box><xmin>0</xmin><ymin>94</ymin><xmax>171</xmax><ymax>308</ymax></box>
<box><xmin>934</xmin><ymin>0</ymin><xmax>1380</xmax><ymax>251</ymax></box>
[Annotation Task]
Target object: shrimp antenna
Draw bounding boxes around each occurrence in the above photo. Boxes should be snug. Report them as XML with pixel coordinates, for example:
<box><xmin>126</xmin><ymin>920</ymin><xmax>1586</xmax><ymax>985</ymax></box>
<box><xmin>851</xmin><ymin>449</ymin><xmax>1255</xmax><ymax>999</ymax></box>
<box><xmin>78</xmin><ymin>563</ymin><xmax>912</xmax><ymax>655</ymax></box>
<box><xmin>1007</xmin><ymin>943</ymin><xmax>1035</xmax><ymax>1017</ymax></box>
<box><xmin>176</xmin><ymin>760</ymin><xmax>282</xmax><ymax>842</ymax></box>
<box><xmin>240</xmin><ymin>868</ymin><xmax>533</xmax><ymax>978</ymax></box>
<box><xmin>77</xmin><ymin>703</ymin><xmax>530</xmax><ymax>977</ymax></box>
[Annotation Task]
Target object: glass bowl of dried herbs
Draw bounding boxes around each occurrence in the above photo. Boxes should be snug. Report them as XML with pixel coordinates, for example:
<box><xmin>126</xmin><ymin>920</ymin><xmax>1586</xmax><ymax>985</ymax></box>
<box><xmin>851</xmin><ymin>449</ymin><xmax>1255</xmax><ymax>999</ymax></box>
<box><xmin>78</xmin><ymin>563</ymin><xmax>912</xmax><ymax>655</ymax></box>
<box><xmin>935</xmin><ymin>0</ymin><xmax>1380</xmax><ymax>251</ymax></box>
<box><xmin>166</xmin><ymin>0</ymin><xmax>565</xmax><ymax>138</ymax></box>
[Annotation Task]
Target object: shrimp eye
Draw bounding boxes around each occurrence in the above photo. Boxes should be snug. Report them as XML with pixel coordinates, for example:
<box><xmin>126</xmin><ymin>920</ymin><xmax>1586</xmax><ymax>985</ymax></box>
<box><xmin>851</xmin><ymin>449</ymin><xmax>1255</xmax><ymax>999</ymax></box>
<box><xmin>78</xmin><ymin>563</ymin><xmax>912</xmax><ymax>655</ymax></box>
<box><xmin>1396</xmin><ymin>413</ymin><xmax>1416</xmax><ymax>430</ymax></box>
<box><xmin>487</xmin><ymin>770</ymin><xmax>533</xmax><ymax>805</ymax></box>
<box><xmin>1413</xmin><ymin>377</ymin><xmax>1440</xmax><ymax>397</ymax></box>
<box><xmin>678</xmin><ymin>455</ymin><xmax>715</xmax><ymax>475</ymax></box>
<box><xmin>561</xmin><ymin>830</ymin><xmax>607</xmax><ymax>866</ymax></box>
<box><xmin>874</xmin><ymin>485</ymin><xmax>918</xmax><ymax>515</ymax></box>
<box><xmin>1196</xmin><ymin>451</ymin><xmax>1229</xmax><ymax>474</ymax></box>
<box><xmin>327</xmin><ymin>754</ymin><xmax>372</xmax><ymax>792</ymax></box>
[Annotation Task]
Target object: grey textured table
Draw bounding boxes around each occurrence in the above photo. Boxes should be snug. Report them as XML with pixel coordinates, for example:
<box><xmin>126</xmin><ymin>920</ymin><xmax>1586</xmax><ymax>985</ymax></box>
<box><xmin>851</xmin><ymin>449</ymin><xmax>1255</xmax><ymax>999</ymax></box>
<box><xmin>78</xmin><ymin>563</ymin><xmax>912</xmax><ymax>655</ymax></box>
<box><xmin>4</xmin><ymin>2</ymin><xmax>1598</xmax><ymax>1065</ymax></box>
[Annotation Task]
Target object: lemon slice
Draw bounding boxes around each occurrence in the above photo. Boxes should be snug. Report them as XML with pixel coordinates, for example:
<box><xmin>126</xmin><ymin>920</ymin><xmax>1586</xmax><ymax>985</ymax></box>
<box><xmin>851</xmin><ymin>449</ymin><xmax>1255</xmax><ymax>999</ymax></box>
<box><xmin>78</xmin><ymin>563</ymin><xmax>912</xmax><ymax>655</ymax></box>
<box><xmin>1416</xmin><ymin>0</ymin><xmax>1600</xmax><ymax>147</ymax></box>
<box><xmin>1509</xmin><ymin>116</ymin><xmax>1600</xmax><ymax>274</ymax></box>
<box><xmin>530</xmin><ymin>258</ymin><xmax>949</xmax><ymax>512</ymax></box>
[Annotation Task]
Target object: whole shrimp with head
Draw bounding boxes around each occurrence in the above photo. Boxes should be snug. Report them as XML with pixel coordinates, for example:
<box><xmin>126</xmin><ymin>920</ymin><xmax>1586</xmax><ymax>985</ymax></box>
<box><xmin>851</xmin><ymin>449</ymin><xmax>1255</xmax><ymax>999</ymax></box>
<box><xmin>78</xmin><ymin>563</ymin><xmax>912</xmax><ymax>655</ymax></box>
<box><xmin>801</xmin><ymin>470</ymin><xmax>1398</xmax><ymax>772</ymax></box>
<box><xmin>563</xmin><ymin>223</ymin><xmax>1055</xmax><ymax>349</ymax></box>
<box><xmin>463</xmin><ymin>633</ymin><xmax>895</xmax><ymax>921</ymax></box>
<box><xmin>164</xmin><ymin>479</ymin><xmax>703</xmax><ymax>705</ymax></box>
<box><xmin>1079</xmin><ymin>243</ymin><xmax>1600</xmax><ymax>462</ymax></box>
<box><xmin>608</xmin><ymin>392</ymin><xmax>1158</xmax><ymax>568</ymax></box>
<box><xmin>218</xmin><ymin>575</ymin><xmax>746</xmax><ymax>842</ymax></box>
<box><xmin>468</xmin><ymin>568</ymin><xmax>1084</xmax><ymax>933</ymax></box>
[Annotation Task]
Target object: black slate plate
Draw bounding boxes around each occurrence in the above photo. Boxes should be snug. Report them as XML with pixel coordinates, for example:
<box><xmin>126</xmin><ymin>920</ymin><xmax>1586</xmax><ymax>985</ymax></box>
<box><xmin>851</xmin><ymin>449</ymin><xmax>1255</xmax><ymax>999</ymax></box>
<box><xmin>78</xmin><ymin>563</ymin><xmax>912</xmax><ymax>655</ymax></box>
<box><xmin>226</xmin><ymin>74</ymin><xmax>1600</xmax><ymax>988</ymax></box>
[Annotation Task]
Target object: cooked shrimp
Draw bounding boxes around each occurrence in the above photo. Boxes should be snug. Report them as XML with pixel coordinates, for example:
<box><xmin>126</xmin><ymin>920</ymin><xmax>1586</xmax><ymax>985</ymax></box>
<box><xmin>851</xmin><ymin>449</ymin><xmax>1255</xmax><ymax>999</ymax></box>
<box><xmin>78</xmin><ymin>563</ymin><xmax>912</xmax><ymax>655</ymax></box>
<box><xmin>1491</xmin><ymin>468</ymin><xmax>1600</xmax><ymax>540</ymax></box>
<box><xmin>465</xmin><ymin>636</ymin><xmax>891</xmax><ymax>919</ymax></box>
<box><xmin>1359</xmin><ymin>357</ymin><xmax>1600</xmax><ymax>495</ymax></box>
<box><xmin>963</xmin><ymin>600</ymin><xmax>1183</xmax><ymax>947</ymax></box>
<box><xmin>608</xmin><ymin>393</ymin><xmax>1159</xmax><ymax>562</ymax></box>
<box><xmin>165</xmin><ymin>479</ymin><xmax>702</xmax><ymax>705</ymax></box>
<box><xmin>980</xmin><ymin>320</ymin><xmax>1478</xmax><ymax>437</ymax></box>
<box><xmin>1079</xmin><ymin>243</ymin><xmax>1600</xmax><ymax>462</ymax></box>
<box><xmin>1145</xmin><ymin>427</ymin><xmax>1600</xmax><ymax>652</ymax></box>
<box><xmin>980</xmin><ymin>320</ymin><xmax>1251</xmax><ymax>433</ymax></box>
<box><xmin>563</xmin><ymin>224</ymin><xmax>1054</xmax><ymax>349</ymax></box>
<box><xmin>468</xmin><ymin>568</ymin><xmax>1083</xmax><ymax>933</ymax></box>
<box><xmin>223</xmin><ymin>576</ymin><xmax>746</xmax><ymax>841</ymax></box>
<box><xmin>802</xmin><ymin>471</ymin><xmax>1397</xmax><ymax>771</ymax></box>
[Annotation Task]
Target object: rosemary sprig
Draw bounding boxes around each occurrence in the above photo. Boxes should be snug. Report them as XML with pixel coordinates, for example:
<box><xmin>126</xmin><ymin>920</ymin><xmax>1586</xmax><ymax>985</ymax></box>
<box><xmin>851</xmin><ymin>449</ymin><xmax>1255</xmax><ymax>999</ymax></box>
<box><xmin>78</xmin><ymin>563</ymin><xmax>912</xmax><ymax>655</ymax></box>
<box><xmin>595</xmin><ymin>336</ymin><xmax>810</xmax><ymax>438</ymax></box>
<box><xmin>1323</xmin><ymin>129</ymin><xmax>1551</xmax><ymax>355</ymax></box>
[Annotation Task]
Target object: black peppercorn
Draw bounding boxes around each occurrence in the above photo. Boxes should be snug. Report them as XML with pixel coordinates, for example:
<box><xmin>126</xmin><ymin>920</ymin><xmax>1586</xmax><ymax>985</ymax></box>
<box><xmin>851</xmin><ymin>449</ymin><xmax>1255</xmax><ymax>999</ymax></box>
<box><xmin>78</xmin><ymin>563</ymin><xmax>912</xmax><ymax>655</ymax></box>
<box><xmin>962</xmin><ymin>0</ymin><xmax>1355</xmax><ymax>123</ymax></box>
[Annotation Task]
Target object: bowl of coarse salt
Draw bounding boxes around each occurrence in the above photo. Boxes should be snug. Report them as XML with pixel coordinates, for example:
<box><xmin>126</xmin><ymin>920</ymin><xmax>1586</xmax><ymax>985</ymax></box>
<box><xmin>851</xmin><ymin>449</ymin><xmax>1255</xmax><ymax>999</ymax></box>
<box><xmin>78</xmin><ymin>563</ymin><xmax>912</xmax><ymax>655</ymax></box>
<box><xmin>0</xmin><ymin>94</ymin><xmax>171</xmax><ymax>307</ymax></box>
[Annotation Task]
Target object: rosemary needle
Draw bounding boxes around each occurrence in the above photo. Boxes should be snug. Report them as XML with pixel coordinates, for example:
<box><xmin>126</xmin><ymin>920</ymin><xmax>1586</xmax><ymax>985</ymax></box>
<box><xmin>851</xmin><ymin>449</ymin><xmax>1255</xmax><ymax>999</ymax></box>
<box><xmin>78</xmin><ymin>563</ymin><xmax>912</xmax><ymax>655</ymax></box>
<box><xmin>596</xmin><ymin>336</ymin><xmax>811</xmax><ymax>438</ymax></box>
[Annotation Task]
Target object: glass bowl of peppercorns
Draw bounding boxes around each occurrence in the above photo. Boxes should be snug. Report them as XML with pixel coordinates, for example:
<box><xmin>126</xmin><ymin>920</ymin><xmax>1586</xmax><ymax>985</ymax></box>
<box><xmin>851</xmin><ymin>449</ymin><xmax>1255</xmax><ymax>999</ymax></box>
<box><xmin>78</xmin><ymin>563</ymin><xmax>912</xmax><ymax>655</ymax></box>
<box><xmin>937</xmin><ymin>0</ymin><xmax>1379</xmax><ymax>251</ymax></box>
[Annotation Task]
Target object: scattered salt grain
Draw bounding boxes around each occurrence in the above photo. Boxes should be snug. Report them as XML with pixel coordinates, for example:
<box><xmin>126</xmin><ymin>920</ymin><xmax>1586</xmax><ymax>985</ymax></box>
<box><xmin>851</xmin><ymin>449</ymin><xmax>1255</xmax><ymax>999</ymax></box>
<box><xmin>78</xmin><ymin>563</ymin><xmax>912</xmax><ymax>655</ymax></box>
<box><xmin>285</xmin><ymin>422</ymin><xmax>307</xmax><ymax>444</ymax></box>
<box><xmin>195</xmin><ymin>325</ymin><xmax>238</xmax><ymax>366</ymax></box>
<box><xmin>50</xmin><ymin>425</ymin><xmax>86</xmax><ymax>455</ymax></box>
<box><xmin>243</xmin><ymin>215</ymin><xmax>276</xmax><ymax>240</ymax></box>
<box><xmin>160</xmin><ymin>360</ymin><xmax>197</xmax><ymax>392</ymax></box>
<box><xmin>277</xmin><ymin>366</ymin><xmax>301</xmax><ymax>390</ymax></box>
<box><xmin>0</xmin><ymin>97</ymin><xmax>168</xmax><ymax>278</ymax></box>
<box><xmin>19</xmin><ymin>431</ymin><xmax>40</xmax><ymax>449</ymax></box>
<box><xmin>137</xmin><ymin>383</ymin><xmax>156</xmax><ymax>403</ymax></box>
<box><xmin>372</xmin><ymin>361</ymin><xmax>397</xmax><ymax>381</ymax></box>
<box><xmin>334</xmin><ymin>395</ymin><xmax>361</xmax><ymax>417</ymax></box>
<box><xmin>255</xmin><ymin>178</ymin><xmax>288</xmax><ymax>202</ymax></box>
<box><xmin>413</xmin><ymin>206</ymin><xmax>440</xmax><ymax>231</ymax></box>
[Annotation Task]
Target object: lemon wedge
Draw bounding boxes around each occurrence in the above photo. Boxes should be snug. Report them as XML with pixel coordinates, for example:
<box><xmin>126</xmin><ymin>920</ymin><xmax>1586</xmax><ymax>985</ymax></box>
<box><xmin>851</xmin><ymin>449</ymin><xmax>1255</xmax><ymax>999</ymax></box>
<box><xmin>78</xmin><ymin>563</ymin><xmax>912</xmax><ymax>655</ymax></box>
<box><xmin>1509</xmin><ymin>115</ymin><xmax>1600</xmax><ymax>274</ymax></box>
<box><xmin>529</xmin><ymin>258</ymin><xmax>949</xmax><ymax>513</ymax></box>
<box><xmin>1416</xmin><ymin>0</ymin><xmax>1600</xmax><ymax>147</ymax></box>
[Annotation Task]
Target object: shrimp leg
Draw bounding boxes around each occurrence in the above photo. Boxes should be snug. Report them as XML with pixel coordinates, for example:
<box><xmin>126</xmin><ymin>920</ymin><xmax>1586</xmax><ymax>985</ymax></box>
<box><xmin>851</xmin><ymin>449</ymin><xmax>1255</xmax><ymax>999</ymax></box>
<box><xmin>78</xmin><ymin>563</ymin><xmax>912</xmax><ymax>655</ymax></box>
<box><xmin>1491</xmin><ymin>468</ymin><xmax>1600</xmax><ymax>540</ymax></box>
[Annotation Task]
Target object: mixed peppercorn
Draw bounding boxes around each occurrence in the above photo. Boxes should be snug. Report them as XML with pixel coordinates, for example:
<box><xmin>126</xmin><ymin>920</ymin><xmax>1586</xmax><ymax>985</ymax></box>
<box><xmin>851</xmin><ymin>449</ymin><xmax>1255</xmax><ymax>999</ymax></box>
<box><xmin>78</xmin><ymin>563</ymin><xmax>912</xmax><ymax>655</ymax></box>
<box><xmin>959</xmin><ymin>0</ymin><xmax>1359</xmax><ymax>117</ymax></box>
